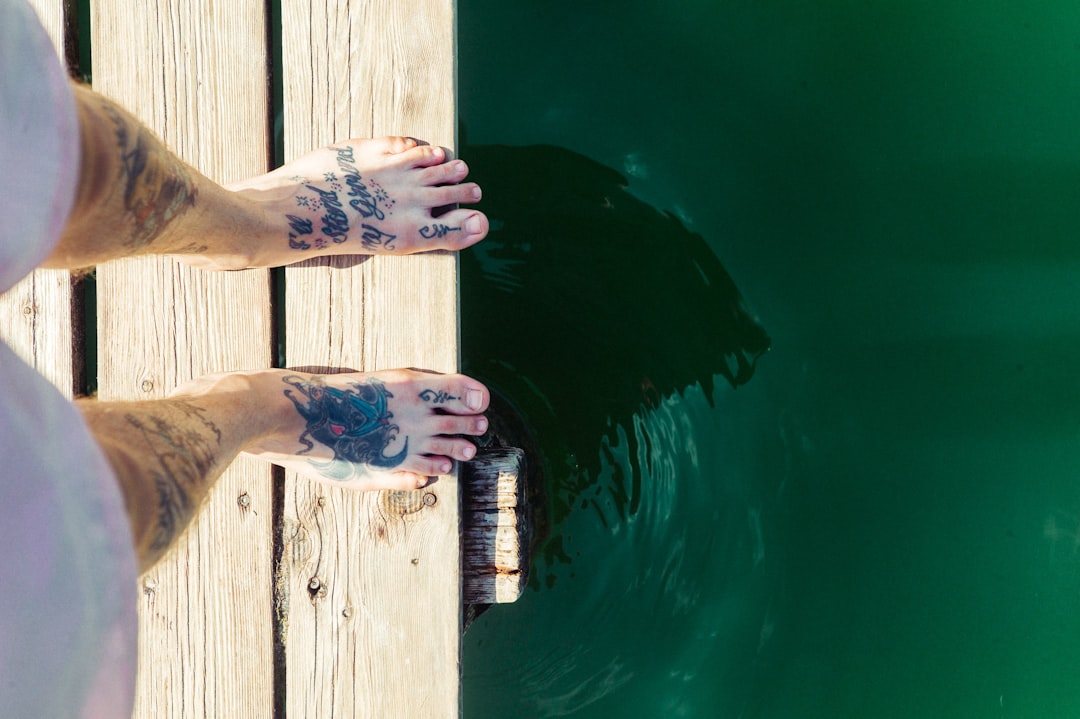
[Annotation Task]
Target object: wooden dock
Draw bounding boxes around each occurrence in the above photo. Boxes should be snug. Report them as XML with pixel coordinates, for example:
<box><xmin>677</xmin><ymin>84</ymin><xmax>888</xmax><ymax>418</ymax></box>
<box><xmin>0</xmin><ymin>1</ymin><xmax>525</xmax><ymax>717</ymax></box>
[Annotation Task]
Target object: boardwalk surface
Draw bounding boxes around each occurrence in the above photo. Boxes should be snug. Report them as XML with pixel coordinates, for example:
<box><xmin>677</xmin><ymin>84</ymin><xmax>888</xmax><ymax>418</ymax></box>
<box><xmin>0</xmin><ymin>1</ymin><xmax>462</xmax><ymax>716</ymax></box>
<box><xmin>279</xmin><ymin>1</ymin><xmax>461</xmax><ymax>717</ymax></box>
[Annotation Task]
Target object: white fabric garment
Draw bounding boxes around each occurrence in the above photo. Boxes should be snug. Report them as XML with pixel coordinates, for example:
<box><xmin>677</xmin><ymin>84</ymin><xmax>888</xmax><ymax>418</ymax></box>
<box><xmin>0</xmin><ymin>1</ymin><xmax>137</xmax><ymax>717</ymax></box>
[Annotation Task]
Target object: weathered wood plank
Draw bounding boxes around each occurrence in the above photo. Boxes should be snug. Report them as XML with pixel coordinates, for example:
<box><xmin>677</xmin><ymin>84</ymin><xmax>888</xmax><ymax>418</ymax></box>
<box><xmin>279</xmin><ymin>0</ymin><xmax>460</xmax><ymax>716</ymax></box>
<box><xmin>25</xmin><ymin>0</ymin><xmax>64</xmax><ymax>44</ymax></box>
<box><xmin>0</xmin><ymin>267</ymin><xmax>81</xmax><ymax>396</ymax></box>
<box><xmin>0</xmin><ymin>0</ymin><xmax>80</xmax><ymax>401</ymax></box>
<box><xmin>89</xmin><ymin>2</ymin><xmax>275</xmax><ymax>716</ymax></box>
<box><xmin>462</xmin><ymin>448</ymin><xmax>529</xmax><ymax>606</ymax></box>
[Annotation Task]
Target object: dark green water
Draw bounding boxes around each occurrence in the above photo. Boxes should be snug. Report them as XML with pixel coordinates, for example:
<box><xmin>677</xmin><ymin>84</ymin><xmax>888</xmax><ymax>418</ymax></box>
<box><xmin>458</xmin><ymin>1</ymin><xmax>1080</xmax><ymax>717</ymax></box>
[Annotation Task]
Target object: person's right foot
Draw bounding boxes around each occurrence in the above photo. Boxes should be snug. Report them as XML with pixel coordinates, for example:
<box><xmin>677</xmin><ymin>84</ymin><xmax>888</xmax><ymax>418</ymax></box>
<box><xmin>245</xmin><ymin>368</ymin><xmax>490</xmax><ymax>491</ymax></box>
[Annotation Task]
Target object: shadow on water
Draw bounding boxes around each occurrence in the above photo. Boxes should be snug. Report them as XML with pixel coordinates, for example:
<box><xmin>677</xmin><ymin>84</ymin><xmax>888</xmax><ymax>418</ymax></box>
<box><xmin>461</xmin><ymin>142</ymin><xmax>770</xmax><ymax>547</ymax></box>
<box><xmin>459</xmin><ymin>143</ymin><xmax>787</xmax><ymax>717</ymax></box>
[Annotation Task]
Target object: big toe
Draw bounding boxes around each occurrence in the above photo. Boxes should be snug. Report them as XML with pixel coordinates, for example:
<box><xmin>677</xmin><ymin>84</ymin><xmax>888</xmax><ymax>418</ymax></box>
<box><xmin>456</xmin><ymin>212</ymin><xmax>489</xmax><ymax>249</ymax></box>
<box><xmin>419</xmin><ymin>210</ymin><xmax>488</xmax><ymax>250</ymax></box>
<box><xmin>458</xmin><ymin>379</ymin><xmax>490</xmax><ymax>413</ymax></box>
<box><xmin>417</xmin><ymin>376</ymin><xmax>490</xmax><ymax>414</ymax></box>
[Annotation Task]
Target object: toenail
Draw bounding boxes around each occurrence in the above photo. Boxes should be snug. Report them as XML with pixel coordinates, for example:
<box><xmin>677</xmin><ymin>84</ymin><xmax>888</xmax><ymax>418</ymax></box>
<box><xmin>463</xmin><ymin>445</ymin><xmax>476</xmax><ymax>459</ymax></box>
<box><xmin>440</xmin><ymin>462</ymin><xmax>452</xmax><ymax>474</ymax></box>
<box><xmin>465</xmin><ymin>388</ymin><xmax>483</xmax><ymax>410</ymax></box>
<box><xmin>477</xmin><ymin>417</ymin><xmax>488</xmax><ymax>433</ymax></box>
<box><xmin>465</xmin><ymin>216</ymin><xmax>482</xmax><ymax>235</ymax></box>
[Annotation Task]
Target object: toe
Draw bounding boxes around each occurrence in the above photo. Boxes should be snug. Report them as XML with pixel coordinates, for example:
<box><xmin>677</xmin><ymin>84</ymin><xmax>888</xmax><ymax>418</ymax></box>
<box><xmin>422</xmin><ymin>183</ymin><xmax>481</xmax><ymax>207</ymax></box>
<box><xmin>409</xmin><ymin>456</ymin><xmax>455</xmax><ymax>477</ymax></box>
<box><xmin>349</xmin><ymin>136</ymin><xmax>418</xmax><ymax>159</ymax></box>
<box><xmin>361</xmin><ymin>471</ymin><xmax>429</xmax><ymax>492</ymax></box>
<box><xmin>434</xmin><ymin>413</ymin><xmax>488</xmax><ymax>437</ymax></box>
<box><xmin>377</xmin><ymin>136</ymin><xmax>418</xmax><ymax>155</ymax></box>
<box><xmin>418</xmin><ymin>159</ymin><xmax>470</xmax><ymax>186</ymax></box>
<box><xmin>424</xmin><ymin>210</ymin><xmax>487</xmax><ymax>249</ymax></box>
<box><xmin>401</xmin><ymin>144</ymin><xmax>448</xmax><ymax>168</ymax></box>
<box><xmin>421</xmin><ymin>183</ymin><xmax>486</xmax><ymax>213</ymax></box>
<box><xmin>460</xmin><ymin>381</ymin><xmax>490</xmax><ymax>413</ymax></box>
<box><xmin>416</xmin><ymin>376</ymin><xmax>490</xmax><ymax>414</ymax></box>
<box><xmin>421</xmin><ymin>437</ymin><xmax>478</xmax><ymax>462</ymax></box>
<box><xmin>422</xmin><ymin>184</ymin><xmax>482</xmax><ymax>211</ymax></box>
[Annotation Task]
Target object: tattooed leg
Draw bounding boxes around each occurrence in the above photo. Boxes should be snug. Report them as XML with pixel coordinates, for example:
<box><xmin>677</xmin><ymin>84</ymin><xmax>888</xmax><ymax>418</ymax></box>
<box><xmin>223</xmin><ymin>137</ymin><xmax>490</xmax><ymax>267</ymax></box>
<box><xmin>79</xmin><ymin>395</ymin><xmax>232</xmax><ymax>572</ymax></box>
<box><xmin>44</xmin><ymin>83</ymin><xmax>263</xmax><ymax>270</ymax></box>
<box><xmin>245</xmin><ymin>368</ymin><xmax>490</xmax><ymax>491</ymax></box>
<box><xmin>40</xmin><ymin>83</ymin><xmax>486</xmax><ymax>270</ymax></box>
<box><xmin>78</xmin><ymin>369</ymin><xmax>488</xmax><ymax>569</ymax></box>
<box><xmin>98</xmin><ymin>100</ymin><xmax>197</xmax><ymax>251</ymax></box>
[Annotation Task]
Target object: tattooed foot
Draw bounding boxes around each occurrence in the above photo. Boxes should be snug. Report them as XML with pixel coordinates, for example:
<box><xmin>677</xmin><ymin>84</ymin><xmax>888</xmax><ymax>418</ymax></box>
<box><xmin>246</xmin><ymin>368</ymin><xmax>490</xmax><ymax>491</ymax></box>
<box><xmin>221</xmin><ymin>137</ymin><xmax>488</xmax><ymax>267</ymax></box>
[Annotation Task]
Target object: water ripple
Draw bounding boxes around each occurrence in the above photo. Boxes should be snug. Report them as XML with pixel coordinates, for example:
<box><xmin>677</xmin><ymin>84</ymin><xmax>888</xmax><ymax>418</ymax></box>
<box><xmin>464</xmin><ymin>380</ymin><xmax>786</xmax><ymax>717</ymax></box>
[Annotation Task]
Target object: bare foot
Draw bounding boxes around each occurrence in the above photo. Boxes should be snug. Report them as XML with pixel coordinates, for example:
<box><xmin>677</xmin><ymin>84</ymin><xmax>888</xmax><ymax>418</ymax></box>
<box><xmin>222</xmin><ymin>136</ymin><xmax>488</xmax><ymax>268</ymax></box>
<box><xmin>245</xmin><ymin>368</ymin><xmax>490</xmax><ymax>491</ymax></box>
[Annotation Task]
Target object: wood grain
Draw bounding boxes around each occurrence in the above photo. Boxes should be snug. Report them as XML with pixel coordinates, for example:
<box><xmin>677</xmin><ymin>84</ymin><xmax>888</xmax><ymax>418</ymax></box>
<box><xmin>279</xmin><ymin>0</ymin><xmax>461</xmax><ymax>716</ymax></box>
<box><xmin>89</xmin><ymin>1</ymin><xmax>275</xmax><ymax>716</ymax></box>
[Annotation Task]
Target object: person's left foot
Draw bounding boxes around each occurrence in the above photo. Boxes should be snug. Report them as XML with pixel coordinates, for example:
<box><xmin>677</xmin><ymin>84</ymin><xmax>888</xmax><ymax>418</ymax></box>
<box><xmin>218</xmin><ymin>136</ymin><xmax>488</xmax><ymax>268</ymax></box>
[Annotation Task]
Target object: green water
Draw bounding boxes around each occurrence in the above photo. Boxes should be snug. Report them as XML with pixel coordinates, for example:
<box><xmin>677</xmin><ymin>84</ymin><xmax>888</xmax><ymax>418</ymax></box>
<box><xmin>458</xmin><ymin>1</ymin><xmax>1080</xmax><ymax>717</ymax></box>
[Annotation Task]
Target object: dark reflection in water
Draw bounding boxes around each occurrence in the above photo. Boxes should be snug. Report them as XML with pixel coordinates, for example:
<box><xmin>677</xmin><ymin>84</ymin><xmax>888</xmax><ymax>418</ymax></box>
<box><xmin>461</xmin><ymin>142</ymin><xmax>770</xmax><ymax>536</ymax></box>
<box><xmin>460</xmin><ymin>143</ymin><xmax>782</xmax><ymax>717</ymax></box>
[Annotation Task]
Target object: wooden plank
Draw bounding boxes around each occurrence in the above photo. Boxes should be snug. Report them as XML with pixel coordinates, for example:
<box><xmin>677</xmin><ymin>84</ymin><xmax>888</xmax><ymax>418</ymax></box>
<box><xmin>279</xmin><ymin>1</ymin><xmax>461</xmax><ymax>716</ymax></box>
<box><xmin>89</xmin><ymin>2</ymin><xmax>275</xmax><ymax>716</ymax></box>
<box><xmin>24</xmin><ymin>0</ymin><xmax>64</xmax><ymax>46</ymax></box>
<box><xmin>0</xmin><ymin>267</ymin><xmax>80</xmax><ymax>397</ymax></box>
<box><xmin>0</xmin><ymin>0</ymin><xmax>80</xmax><ymax>401</ymax></box>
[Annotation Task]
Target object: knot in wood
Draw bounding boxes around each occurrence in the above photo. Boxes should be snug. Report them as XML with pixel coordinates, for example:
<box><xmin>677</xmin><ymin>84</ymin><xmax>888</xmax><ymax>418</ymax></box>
<box><xmin>140</xmin><ymin>379</ymin><xmax>154</xmax><ymax>393</ymax></box>
<box><xmin>380</xmin><ymin>489</ymin><xmax>428</xmax><ymax>517</ymax></box>
<box><xmin>237</xmin><ymin>492</ymin><xmax>251</xmax><ymax>509</ymax></box>
<box><xmin>306</xmin><ymin>577</ymin><xmax>324</xmax><ymax>601</ymax></box>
